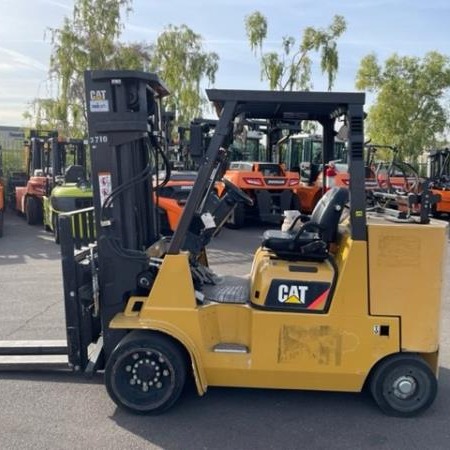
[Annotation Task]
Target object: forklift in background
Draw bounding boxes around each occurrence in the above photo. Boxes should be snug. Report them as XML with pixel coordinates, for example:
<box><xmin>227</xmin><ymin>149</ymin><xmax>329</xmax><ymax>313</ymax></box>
<box><xmin>0</xmin><ymin>71</ymin><xmax>446</xmax><ymax>419</ymax></box>
<box><xmin>15</xmin><ymin>130</ymin><xmax>58</xmax><ymax>224</ymax></box>
<box><xmin>155</xmin><ymin>117</ymin><xmax>213</xmax><ymax>235</ymax></box>
<box><xmin>43</xmin><ymin>137</ymin><xmax>93</xmax><ymax>243</ymax></box>
<box><xmin>215</xmin><ymin>118</ymin><xmax>301</xmax><ymax>228</ymax></box>
<box><xmin>281</xmin><ymin>133</ymin><xmax>347</xmax><ymax>213</ymax></box>
<box><xmin>427</xmin><ymin>148</ymin><xmax>450</xmax><ymax>217</ymax></box>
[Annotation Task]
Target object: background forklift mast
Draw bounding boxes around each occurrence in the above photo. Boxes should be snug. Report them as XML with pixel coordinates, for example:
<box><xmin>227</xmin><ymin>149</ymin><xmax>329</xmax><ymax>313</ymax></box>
<box><xmin>280</xmin><ymin>133</ymin><xmax>347</xmax><ymax>213</ymax></box>
<box><xmin>154</xmin><ymin>117</ymin><xmax>221</xmax><ymax>235</ymax></box>
<box><xmin>15</xmin><ymin>129</ymin><xmax>58</xmax><ymax>224</ymax></box>
<box><xmin>209</xmin><ymin>118</ymin><xmax>301</xmax><ymax>228</ymax></box>
<box><xmin>428</xmin><ymin>148</ymin><xmax>450</xmax><ymax>181</ymax></box>
<box><xmin>427</xmin><ymin>148</ymin><xmax>450</xmax><ymax>216</ymax></box>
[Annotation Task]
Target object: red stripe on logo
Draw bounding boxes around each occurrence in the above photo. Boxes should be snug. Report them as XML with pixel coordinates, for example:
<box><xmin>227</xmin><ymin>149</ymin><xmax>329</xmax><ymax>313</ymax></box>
<box><xmin>307</xmin><ymin>288</ymin><xmax>330</xmax><ymax>310</ymax></box>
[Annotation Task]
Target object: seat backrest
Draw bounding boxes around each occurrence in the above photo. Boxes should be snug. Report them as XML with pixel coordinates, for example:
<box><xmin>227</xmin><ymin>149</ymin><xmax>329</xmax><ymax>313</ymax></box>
<box><xmin>310</xmin><ymin>187</ymin><xmax>349</xmax><ymax>242</ymax></box>
<box><xmin>65</xmin><ymin>165</ymin><xmax>86</xmax><ymax>183</ymax></box>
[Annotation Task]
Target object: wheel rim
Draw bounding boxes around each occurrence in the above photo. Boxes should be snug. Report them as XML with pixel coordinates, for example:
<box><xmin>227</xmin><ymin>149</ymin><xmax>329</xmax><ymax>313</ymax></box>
<box><xmin>392</xmin><ymin>375</ymin><xmax>417</xmax><ymax>399</ymax></box>
<box><xmin>382</xmin><ymin>365</ymin><xmax>431</xmax><ymax>413</ymax></box>
<box><xmin>112</xmin><ymin>347</ymin><xmax>176</xmax><ymax>411</ymax></box>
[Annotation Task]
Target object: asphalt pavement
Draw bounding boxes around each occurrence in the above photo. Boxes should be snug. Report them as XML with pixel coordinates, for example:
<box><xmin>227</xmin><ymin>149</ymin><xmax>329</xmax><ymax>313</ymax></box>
<box><xmin>0</xmin><ymin>210</ymin><xmax>450</xmax><ymax>450</ymax></box>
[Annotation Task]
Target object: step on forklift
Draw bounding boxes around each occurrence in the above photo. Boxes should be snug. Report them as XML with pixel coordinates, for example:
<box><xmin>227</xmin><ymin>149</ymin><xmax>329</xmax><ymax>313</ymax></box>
<box><xmin>15</xmin><ymin>130</ymin><xmax>58</xmax><ymax>224</ymax></box>
<box><xmin>1</xmin><ymin>71</ymin><xmax>447</xmax><ymax>418</ymax></box>
<box><xmin>43</xmin><ymin>137</ymin><xmax>93</xmax><ymax>243</ymax></box>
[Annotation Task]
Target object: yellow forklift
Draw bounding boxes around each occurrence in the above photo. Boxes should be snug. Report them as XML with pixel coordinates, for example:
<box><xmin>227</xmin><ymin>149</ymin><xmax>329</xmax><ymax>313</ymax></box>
<box><xmin>1</xmin><ymin>71</ymin><xmax>446</xmax><ymax>418</ymax></box>
<box><xmin>81</xmin><ymin>71</ymin><xmax>447</xmax><ymax>416</ymax></box>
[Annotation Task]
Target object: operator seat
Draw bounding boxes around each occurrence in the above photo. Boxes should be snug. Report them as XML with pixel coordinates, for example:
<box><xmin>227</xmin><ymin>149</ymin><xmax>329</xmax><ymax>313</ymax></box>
<box><xmin>262</xmin><ymin>187</ymin><xmax>349</xmax><ymax>261</ymax></box>
<box><xmin>65</xmin><ymin>165</ymin><xmax>86</xmax><ymax>183</ymax></box>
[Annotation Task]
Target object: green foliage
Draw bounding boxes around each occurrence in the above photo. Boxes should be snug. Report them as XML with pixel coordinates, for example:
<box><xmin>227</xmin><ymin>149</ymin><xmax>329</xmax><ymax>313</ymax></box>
<box><xmin>26</xmin><ymin>0</ymin><xmax>151</xmax><ymax>138</ymax></box>
<box><xmin>356</xmin><ymin>52</ymin><xmax>450</xmax><ymax>160</ymax></box>
<box><xmin>245</xmin><ymin>11</ymin><xmax>267</xmax><ymax>54</ymax></box>
<box><xmin>244</xmin><ymin>12</ymin><xmax>347</xmax><ymax>91</ymax></box>
<box><xmin>150</xmin><ymin>24</ymin><xmax>219</xmax><ymax>126</ymax></box>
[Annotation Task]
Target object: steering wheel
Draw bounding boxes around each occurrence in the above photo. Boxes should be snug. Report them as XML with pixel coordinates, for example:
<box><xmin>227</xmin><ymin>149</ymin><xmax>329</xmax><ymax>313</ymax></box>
<box><xmin>222</xmin><ymin>178</ymin><xmax>254</xmax><ymax>206</ymax></box>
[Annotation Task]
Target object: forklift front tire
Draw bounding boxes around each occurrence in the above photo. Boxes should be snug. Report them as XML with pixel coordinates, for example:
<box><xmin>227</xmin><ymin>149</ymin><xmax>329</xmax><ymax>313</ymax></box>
<box><xmin>53</xmin><ymin>214</ymin><xmax>60</xmax><ymax>244</ymax></box>
<box><xmin>105</xmin><ymin>331</ymin><xmax>186</xmax><ymax>414</ymax></box>
<box><xmin>370</xmin><ymin>354</ymin><xmax>437</xmax><ymax>417</ymax></box>
<box><xmin>26</xmin><ymin>196</ymin><xmax>42</xmax><ymax>225</ymax></box>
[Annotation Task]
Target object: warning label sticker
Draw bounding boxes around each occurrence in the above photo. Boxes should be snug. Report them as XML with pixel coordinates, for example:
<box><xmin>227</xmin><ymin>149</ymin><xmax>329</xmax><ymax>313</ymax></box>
<box><xmin>98</xmin><ymin>172</ymin><xmax>112</xmax><ymax>206</ymax></box>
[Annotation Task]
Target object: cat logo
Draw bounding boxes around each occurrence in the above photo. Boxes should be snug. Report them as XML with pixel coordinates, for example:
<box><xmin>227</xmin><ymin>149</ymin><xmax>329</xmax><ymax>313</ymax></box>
<box><xmin>90</xmin><ymin>90</ymin><xmax>107</xmax><ymax>101</ymax></box>
<box><xmin>278</xmin><ymin>284</ymin><xmax>309</xmax><ymax>304</ymax></box>
<box><xmin>89</xmin><ymin>90</ymin><xmax>109</xmax><ymax>113</ymax></box>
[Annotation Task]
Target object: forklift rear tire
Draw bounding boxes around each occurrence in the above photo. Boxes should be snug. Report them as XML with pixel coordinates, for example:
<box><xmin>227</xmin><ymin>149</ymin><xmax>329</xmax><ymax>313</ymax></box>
<box><xmin>370</xmin><ymin>354</ymin><xmax>437</xmax><ymax>417</ymax></box>
<box><xmin>26</xmin><ymin>197</ymin><xmax>42</xmax><ymax>225</ymax></box>
<box><xmin>105</xmin><ymin>331</ymin><xmax>186</xmax><ymax>414</ymax></box>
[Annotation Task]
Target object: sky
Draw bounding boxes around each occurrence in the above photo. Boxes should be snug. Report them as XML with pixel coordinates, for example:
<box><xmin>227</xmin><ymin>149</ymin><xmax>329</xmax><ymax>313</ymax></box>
<box><xmin>0</xmin><ymin>0</ymin><xmax>450</xmax><ymax>126</ymax></box>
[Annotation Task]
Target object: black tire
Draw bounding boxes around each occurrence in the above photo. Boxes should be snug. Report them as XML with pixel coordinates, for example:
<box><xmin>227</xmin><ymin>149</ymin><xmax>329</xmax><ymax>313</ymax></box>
<box><xmin>226</xmin><ymin>202</ymin><xmax>246</xmax><ymax>229</ymax></box>
<box><xmin>370</xmin><ymin>354</ymin><xmax>437</xmax><ymax>417</ymax></box>
<box><xmin>0</xmin><ymin>209</ymin><xmax>3</xmax><ymax>238</ymax></box>
<box><xmin>26</xmin><ymin>196</ymin><xmax>42</xmax><ymax>225</ymax></box>
<box><xmin>105</xmin><ymin>331</ymin><xmax>186</xmax><ymax>414</ymax></box>
<box><xmin>53</xmin><ymin>214</ymin><xmax>60</xmax><ymax>244</ymax></box>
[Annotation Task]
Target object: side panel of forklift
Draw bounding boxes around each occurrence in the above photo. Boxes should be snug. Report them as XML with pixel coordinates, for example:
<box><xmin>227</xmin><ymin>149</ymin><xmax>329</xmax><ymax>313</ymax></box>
<box><xmin>110</xmin><ymin>236</ymin><xmax>401</xmax><ymax>393</ymax></box>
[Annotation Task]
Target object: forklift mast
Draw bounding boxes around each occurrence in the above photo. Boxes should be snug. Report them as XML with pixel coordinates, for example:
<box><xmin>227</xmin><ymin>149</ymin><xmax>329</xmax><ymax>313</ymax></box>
<box><xmin>429</xmin><ymin>148</ymin><xmax>450</xmax><ymax>180</ymax></box>
<box><xmin>27</xmin><ymin>130</ymin><xmax>58</xmax><ymax>176</ymax></box>
<box><xmin>50</xmin><ymin>138</ymin><xmax>87</xmax><ymax>182</ymax></box>
<box><xmin>83</xmin><ymin>70</ymin><xmax>170</xmax><ymax>357</ymax></box>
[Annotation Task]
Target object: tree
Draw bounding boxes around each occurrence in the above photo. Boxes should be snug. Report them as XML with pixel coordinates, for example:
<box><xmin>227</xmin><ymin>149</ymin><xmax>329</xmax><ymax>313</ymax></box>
<box><xmin>356</xmin><ymin>52</ymin><xmax>450</xmax><ymax>160</ymax></box>
<box><xmin>244</xmin><ymin>12</ymin><xmax>346</xmax><ymax>91</ymax></box>
<box><xmin>149</xmin><ymin>24</ymin><xmax>219</xmax><ymax>126</ymax></box>
<box><xmin>25</xmin><ymin>0</ymin><xmax>151</xmax><ymax>137</ymax></box>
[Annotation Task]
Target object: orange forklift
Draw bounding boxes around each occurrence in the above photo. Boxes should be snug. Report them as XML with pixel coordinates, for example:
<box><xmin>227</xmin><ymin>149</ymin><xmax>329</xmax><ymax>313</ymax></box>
<box><xmin>282</xmin><ymin>133</ymin><xmax>347</xmax><ymax>213</ymax></box>
<box><xmin>428</xmin><ymin>148</ymin><xmax>450</xmax><ymax>217</ymax></box>
<box><xmin>15</xmin><ymin>130</ymin><xmax>57</xmax><ymax>224</ymax></box>
<box><xmin>218</xmin><ymin>119</ymin><xmax>301</xmax><ymax>228</ymax></box>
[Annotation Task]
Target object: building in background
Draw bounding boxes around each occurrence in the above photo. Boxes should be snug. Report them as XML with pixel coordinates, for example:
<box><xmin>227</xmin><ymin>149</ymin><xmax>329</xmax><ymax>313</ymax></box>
<box><xmin>0</xmin><ymin>126</ymin><xmax>26</xmax><ymax>173</ymax></box>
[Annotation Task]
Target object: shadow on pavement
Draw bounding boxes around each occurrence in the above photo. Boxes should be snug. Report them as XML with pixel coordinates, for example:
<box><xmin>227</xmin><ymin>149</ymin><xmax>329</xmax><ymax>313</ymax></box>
<box><xmin>107</xmin><ymin>367</ymin><xmax>450</xmax><ymax>450</ymax></box>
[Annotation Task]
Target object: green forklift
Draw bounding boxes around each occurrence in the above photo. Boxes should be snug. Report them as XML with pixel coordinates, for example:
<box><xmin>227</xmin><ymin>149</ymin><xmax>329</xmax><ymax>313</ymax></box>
<box><xmin>43</xmin><ymin>138</ymin><xmax>93</xmax><ymax>243</ymax></box>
